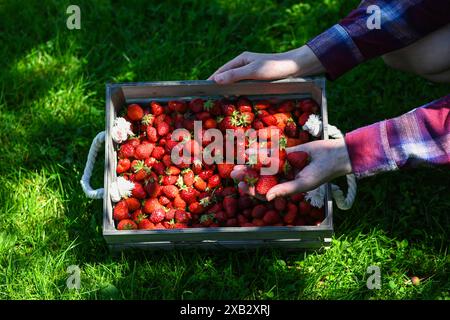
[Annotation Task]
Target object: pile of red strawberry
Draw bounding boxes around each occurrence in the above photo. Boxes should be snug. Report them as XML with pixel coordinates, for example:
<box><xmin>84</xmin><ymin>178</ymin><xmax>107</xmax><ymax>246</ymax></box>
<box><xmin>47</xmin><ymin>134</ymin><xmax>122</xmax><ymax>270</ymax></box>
<box><xmin>113</xmin><ymin>97</ymin><xmax>325</xmax><ymax>230</ymax></box>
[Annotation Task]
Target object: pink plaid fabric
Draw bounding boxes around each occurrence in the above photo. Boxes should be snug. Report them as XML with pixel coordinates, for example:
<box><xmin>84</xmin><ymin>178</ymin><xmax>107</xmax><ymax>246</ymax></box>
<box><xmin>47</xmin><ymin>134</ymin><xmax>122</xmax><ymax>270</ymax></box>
<box><xmin>345</xmin><ymin>95</ymin><xmax>450</xmax><ymax>178</ymax></box>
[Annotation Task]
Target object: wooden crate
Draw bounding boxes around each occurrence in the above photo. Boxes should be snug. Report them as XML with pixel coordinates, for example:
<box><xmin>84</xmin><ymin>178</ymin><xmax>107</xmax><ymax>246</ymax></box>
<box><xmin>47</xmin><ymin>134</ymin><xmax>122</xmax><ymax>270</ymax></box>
<box><xmin>103</xmin><ymin>78</ymin><xmax>333</xmax><ymax>250</ymax></box>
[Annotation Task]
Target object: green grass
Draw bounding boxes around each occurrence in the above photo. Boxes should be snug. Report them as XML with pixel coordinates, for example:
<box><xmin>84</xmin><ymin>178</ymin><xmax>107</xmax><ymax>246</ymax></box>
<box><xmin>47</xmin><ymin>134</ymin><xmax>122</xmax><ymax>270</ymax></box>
<box><xmin>0</xmin><ymin>0</ymin><xmax>448</xmax><ymax>300</ymax></box>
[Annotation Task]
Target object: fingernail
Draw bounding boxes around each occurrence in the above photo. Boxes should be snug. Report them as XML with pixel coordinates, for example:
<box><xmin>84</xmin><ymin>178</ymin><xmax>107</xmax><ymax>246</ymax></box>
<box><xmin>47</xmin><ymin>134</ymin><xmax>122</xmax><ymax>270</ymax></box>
<box><xmin>215</xmin><ymin>75</ymin><xmax>224</xmax><ymax>83</ymax></box>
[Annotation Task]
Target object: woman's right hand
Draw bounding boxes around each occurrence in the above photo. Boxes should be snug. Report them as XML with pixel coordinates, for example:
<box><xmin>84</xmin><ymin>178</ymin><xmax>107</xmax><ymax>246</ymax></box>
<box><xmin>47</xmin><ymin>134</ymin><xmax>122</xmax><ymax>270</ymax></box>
<box><xmin>208</xmin><ymin>45</ymin><xmax>325</xmax><ymax>84</ymax></box>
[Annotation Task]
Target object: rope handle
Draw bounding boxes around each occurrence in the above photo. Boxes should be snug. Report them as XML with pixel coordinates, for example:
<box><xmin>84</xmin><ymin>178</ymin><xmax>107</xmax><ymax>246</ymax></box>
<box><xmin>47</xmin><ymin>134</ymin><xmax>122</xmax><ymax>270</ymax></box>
<box><xmin>80</xmin><ymin>131</ymin><xmax>106</xmax><ymax>199</ymax></box>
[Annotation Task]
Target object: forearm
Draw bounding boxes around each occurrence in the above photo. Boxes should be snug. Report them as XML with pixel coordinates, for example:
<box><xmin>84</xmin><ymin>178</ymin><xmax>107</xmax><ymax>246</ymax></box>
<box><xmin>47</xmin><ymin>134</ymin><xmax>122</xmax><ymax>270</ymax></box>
<box><xmin>345</xmin><ymin>95</ymin><xmax>450</xmax><ymax>178</ymax></box>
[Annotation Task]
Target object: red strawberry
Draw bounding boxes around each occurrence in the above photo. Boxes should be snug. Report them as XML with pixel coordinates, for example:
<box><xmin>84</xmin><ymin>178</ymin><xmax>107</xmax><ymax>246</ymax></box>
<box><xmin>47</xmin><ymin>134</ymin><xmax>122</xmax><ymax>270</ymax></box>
<box><xmin>189</xmin><ymin>202</ymin><xmax>206</xmax><ymax>215</ymax></box>
<box><xmin>237</xmin><ymin>214</ymin><xmax>249</xmax><ymax>226</ymax></box>
<box><xmin>142</xmin><ymin>114</ymin><xmax>154</xmax><ymax>127</ymax></box>
<box><xmin>150</xmin><ymin>208</ymin><xmax>166</xmax><ymax>223</ymax></box>
<box><xmin>119</xmin><ymin>144</ymin><xmax>135</xmax><ymax>159</ymax></box>
<box><xmin>263</xmin><ymin>210</ymin><xmax>280</xmax><ymax>225</ymax></box>
<box><xmin>165</xmin><ymin>208</ymin><xmax>176</xmax><ymax>220</ymax></box>
<box><xmin>138</xmin><ymin>219</ymin><xmax>155</xmax><ymax>230</ymax></box>
<box><xmin>180</xmin><ymin>187</ymin><xmax>197</xmax><ymax>204</ymax></box>
<box><xmin>198</xmin><ymin>169</ymin><xmax>213</xmax><ymax>181</ymax></box>
<box><xmin>217</xmin><ymin>163</ymin><xmax>234</xmax><ymax>179</ymax></box>
<box><xmin>298</xmin><ymin>112</ymin><xmax>311</xmax><ymax>126</ymax></box>
<box><xmin>156</xmin><ymin>121</ymin><xmax>170</xmax><ymax>136</ymax></box>
<box><xmin>146</xmin><ymin>126</ymin><xmax>158</xmax><ymax>142</ymax></box>
<box><xmin>251</xmin><ymin>204</ymin><xmax>266</xmax><ymax>219</ymax></box>
<box><xmin>162</xmin><ymin>154</ymin><xmax>172</xmax><ymax>168</ymax></box>
<box><xmin>131</xmin><ymin>160</ymin><xmax>150</xmax><ymax>181</ymax></box>
<box><xmin>192</xmin><ymin>160</ymin><xmax>203</xmax><ymax>174</ymax></box>
<box><xmin>221</xmin><ymin>103</ymin><xmax>236</xmax><ymax>116</ymax></box>
<box><xmin>194</xmin><ymin>176</ymin><xmax>207</xmax><ymax>192</ymax></box>
<box><xmin>299</xmin><ymin>99</ymin><xmax>316</xmax><ymax>113</ymax></box>
<box><xmin>144</xmin><ymin>178</ymin><xmax>160</xmax><ymax>198</ymax></box>
<box><xmin>298</xmin><ymin>130</ymin><xmax>310</xmax><ymax>144</ymax></box>
<box><xmin>240</xmin><ymin>111</ymin><xmax>255</xmax><ymax>126</ymax></box>
<box><xmin>299</xmin><ymin>200</ymin><xmax>312</xmax><ymax>215</ymax></box>
<box><xmin>169</xmin><ymin>100</ymin><xmax>187</xmax><ymax>113</ymax></box>
<box><xmin>219</xmin><ymin>115</ymin><xmax>239</xmax><ymax>130</ymax></box>
<box><xmin>152</xmin><ymin>161</ymin><xmax>165</xmax><ymax>175</ymax></box>
<box><xmin>277</xmin><ymin>100</ymin><xmax>295</xmax><ymax>113</ymax></box>
<box><xmin>310</xmin><ymin>208</ymin><xmax>325</xmax><ymax>221</ymax></box>
<box><xmin>196</xmin><ymin>111</ymin><xmax>211</xmax><ymax>121</ymax></box>
<box><xmin>132</xmin><ymin>182</ymin><xmax>146</xmax><ymax>199</ymax></box>
<box><xmin>151</xmin><ymin>101</ymin><xmax>164</xmax><ymax>116</ymax></box>
<box><xmin>113</xmin><ymin>200</ymin><xmax>129</xmax><ymax>221</ymax></box>
<box><xmin>223</xmin><ymin>196</ymin><xmax>238</xmax><ymax>218</ymax></box>
<box><xmin>117</xmin><ymin>219</ymin><xmax>137</xmax><ymax>230</ymax></box>
<box><xmin>131</xmin><ymin>208</ymin><xmax>146</xmax><ymax>223</ymax></box>
<box><xmin>255</xmin><ymin>175</ymin><xmax>278</xmax><ymax>196</ymax></box>
<box><xmin>125</xmin><ymin>197</ymin><xmax>141</xmax><ymax>211</ymax></box>
<box><xmin>225</xmin><ymin>218</ymin><xmax>238</xmax><ymax>227</ymax></box>
<box><xmin>221</xmin><ymin>186</ymin><xmax>238</xmax><ymax>198</ymax></box>
<box><xmin>117</xmin><ymin>158</ymin><xmax>131</xmax><ymax>174</ymax></box>
<box><xmin>134</xmin><ymin>143</ymin><xmax>153</xmax><ymax>160</ymax></box>
<box><xmin>252</xmin><ymin>218</ymin><xmax>266</xmax><ymax>226</ymax></box>
<box><xmin>200</xmin><ymin>213</ymin><xmax>215</xmax><ymax>226</ymax></box>
<box><xmin>127</xmin><ymin>104</ymin><xmax>144</xmax><ymax>121</ymax></box>
<box><xmin>175</xmin><ymin>210</ymin><xmax>190</xmax><ymax>223</ymax></box>
<box><xmin>162</xmin><ymin>175</ymin><xmax>178</xmax><ymax>186</ymax></box>
<box><xmin>204</xmin><ymin>118</ymin><xmax>217</xmax><ymax>129</ymax></box>
<box><xmin>207</xmin><ymin>174</ymin><xmax>221</xmax><ymax>189</ymax></box>
<box><xmin>261</xmin><ymin>115</ymin><xmax>277</xmax><ymax>126</ymax></box>
<box><xmin>165</xmin><ymin>140</ymin><xmax>179</xmax><ymax>153</ymax></box>
<box><xmin>286</xmin><ymin>151</ymin><xmax>309</xmax><ymax>170</ymax></box>
<box><xmin>166</xmin><ymin>166</ymin><xmax>181</xmax><ymax>176</ymax></box>
<box><xmin>214</xmin><ymin>211</ymin><xmax>227</xmax><ymax>223</ymax></box>
<box><xmin>182</xmin><ymin>169</ymin><xmax>195</xmax><ymax>187</ymax></box>
<box><xmin>274</xmin><ymin>197</ymin><xmax>287</xmax><ymax>211</ymax></box>
<box><xmin>237</xmin><ymin>97</ymin><xmax>253</xmax><ymax>112</ymax></box>
<box><xmin>207</xmin><ymin>203</ymin><xmax>223</xmax><ymax>214</ymax></box>
<box><xmin>151</xmin><ymin>146</ymin><xmax>165</xmax><ymax>160</ymax></box>
<box><xmin>238</xmin><ymin>195</ymin><xmax>253</xmax><ymax>210</ymax></box>
<box><xmin>285</xmin><ymin>120</ymin><xmax>298</xmax><ymax>138</ymax></box>
<box><xmin>283</xmin><ymin>203</ymin><xmax>298</xmax><ymax>224</ymax></box>
<box><xmin>173</xmin><ymin>195</ymin><xmax>187</xmax><ymax>210</ymax></box>
<box><xmin>189</xmin><ymin>98</ymin><xmax>204</xmax><ymax>113</ymax></box>
<box><xmin>242</xmin><ymin>208</ymin><xmax>252</xmax><ymax>218</ymax></box>
<box><xmin>158</xmin><ymin>195</ymin><xmax>171</xmax><ymax>206</ymax></box>
<box><xmin>162</xmin><ymin>185</ymin><xmax>179</xmax><ymax>199</ymax></box>
<box><xmin>254</xmin><ymin>100</ymin><xmax>270</xmax><ymax>110</ymax></box>
<box><xmin>290</xmin><ymin>192</ymin><xmax>305</xmax><ymax>202</ymax></box>
<box><xmin>252</xmin><ymin>119</ymin><xmax>264</xmax><ymax>130</ymax></box>
<box><xmin>273</xmin><ymin>113</ymin><xmax>290</xmax><ymax>130</ymax></box>
<box><xmin>143</xmin><ymin>198</ymin><xmax>163</xmax><ymax>214</ymax></box>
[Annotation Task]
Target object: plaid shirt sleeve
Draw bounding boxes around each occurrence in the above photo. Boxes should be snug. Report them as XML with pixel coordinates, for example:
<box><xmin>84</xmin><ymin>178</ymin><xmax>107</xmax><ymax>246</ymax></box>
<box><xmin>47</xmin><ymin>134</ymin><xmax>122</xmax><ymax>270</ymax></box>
<box><xmin>306</xmin><ymin>0</ymin><xmax>450</xmax><ymax>80</ymax></box>
<box><xmin>344</xmin><ymin>95</ymin><xmax>450</xmax><ymax>178</ymax></box>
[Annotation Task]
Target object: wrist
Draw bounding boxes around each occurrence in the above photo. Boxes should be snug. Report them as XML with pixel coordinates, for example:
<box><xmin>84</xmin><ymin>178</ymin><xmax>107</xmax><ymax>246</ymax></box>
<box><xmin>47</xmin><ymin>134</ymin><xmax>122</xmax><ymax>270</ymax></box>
<box><xmin>286</xmin><ymin>45</ymin><xmax>325</xmax><ymax>77</ymax></box>
<box><xmin>331</xmin><ymin>138</ymin><xmax>353</xmax><ymax>176</ymax></box>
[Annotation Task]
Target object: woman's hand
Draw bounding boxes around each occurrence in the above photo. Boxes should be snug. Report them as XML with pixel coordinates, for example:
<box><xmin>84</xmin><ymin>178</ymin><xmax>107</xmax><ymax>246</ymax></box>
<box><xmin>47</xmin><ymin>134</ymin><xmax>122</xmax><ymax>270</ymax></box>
<box><xmin>230</xmin><ymin>138</ymin><xmax>353</xmax><ymax>201</ymax></box>
<box><xmin>208</xmin><ymin>45</ymin><xmax>325</xmax><ymax>84</ymax></box>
